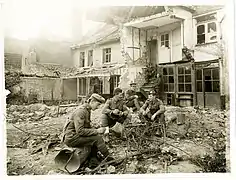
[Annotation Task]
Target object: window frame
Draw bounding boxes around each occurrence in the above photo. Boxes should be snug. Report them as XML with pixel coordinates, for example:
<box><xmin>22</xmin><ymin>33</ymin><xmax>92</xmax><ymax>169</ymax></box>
<box><xmin>78</xmin><ymin>78</ymin><xmax>87</xmax><ymax>95</ymax></box>
<box><xmin>163</xmin><ymin>67</ymin><xmax>175</xmax><ymax>93</ymax></box>
<box><xmin>177</xmin><ymin>66</ymin><xmax>192</xmax><ymax>93</ymax></box>
<box><xmin>196</xmin><ymin>13</ymin><xmax>218</xmax><ymax>45</ymax></box>
<box><xmin>79</xmin><ymin>52</ymin><xmax>85</xmax><ymax>67</ymax></box>
<box><xmin>160</xmin><ymin>33</ymin><xmax>170</xmax><ymax>48</ymax></box>
<box><xmin>103</xmin><ymin>48</ymin><xmax>111</xmax><ymax>63</ymax></box>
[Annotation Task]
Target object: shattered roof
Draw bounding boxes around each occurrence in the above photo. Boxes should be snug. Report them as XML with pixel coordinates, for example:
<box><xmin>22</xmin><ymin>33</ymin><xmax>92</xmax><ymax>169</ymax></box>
<box><xmin>192</xmin><ymin>5</ymin><xmax>224</xmax><ymax>16</ymax></box>
<box><xmin>86</xmin><ymin>6</ymin><xmax>166</xmax><ymax>24</ymax></box>
<box><xmin>72</xmin><ymin>24</ymin><xmax>120</xmax><ymax>48</ymax></box>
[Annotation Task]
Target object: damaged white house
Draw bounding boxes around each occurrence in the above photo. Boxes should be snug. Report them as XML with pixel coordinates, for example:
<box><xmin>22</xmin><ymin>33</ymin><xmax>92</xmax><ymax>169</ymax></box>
<box><xmin>68</xmin><ymin>5</ymin><xmax>228</xmax><ymax>109</ymax></box>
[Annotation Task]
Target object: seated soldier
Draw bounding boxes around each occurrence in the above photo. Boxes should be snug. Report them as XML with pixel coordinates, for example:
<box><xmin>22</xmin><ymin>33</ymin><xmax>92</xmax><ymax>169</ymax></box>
<box><xmin>139</xmin><ymin>90</ymin><xmax>166</xmax><ymax>136</ymax></box>
<box><xmin>62</xmin><ymin>93</ymin><xmax>114</xmax><ymax>167</ymax></box>
<box><xmin>101</xmin><ymin>88</ymin><xmax>131</xmax><ymax>141</ymax></box>
<box><xmin>124</xmin><ymin>89</ymin><xmax>140</xmax><ymax>112</ymax></box>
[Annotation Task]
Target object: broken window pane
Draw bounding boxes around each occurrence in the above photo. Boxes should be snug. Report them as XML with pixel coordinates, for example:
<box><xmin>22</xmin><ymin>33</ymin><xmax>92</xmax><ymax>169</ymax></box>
<box><xmin>185</xmin><ymin>75</ymin><xmax>191</xmax><ymax>82</ymax></box>
<box><xmin>205</xmin><ymin>81</ymin><xmax>212</xmax><ymax>92</ymax></box>
<box><xmin>163</xmin><ymin>68</ymin><xmax>167</xmax><ymax>75</ymax></box>
<box><xmin>178</xmin><ymin>67</ymin><xmax>184</xmax><ymax>74</ymax></box>
<box><xmin>213</xmin><ymin>81</ymin><xmax>220</xmax><ymax>92</ymax></box>
<box><xmin>212</xmin><ymin>68</ymin><xmax>219</xmax><ymax>80</ymax></box>
<box><xmin>197</xmin><ymin>81</ymin><xmax>202</xmax><ymax>92</ymax></box>
<box><xmin>185</xmin><ymin>84</ymin><xmax>192</xmax><ymax>92</ymax></box>
<box><xmin>168</xmin><ymin>67</ymin><xmax>174</xmax><ymax>75</ymax></box>
<box><xmin>178</xmin><ymin>76</ymin><xmax>184</xmax><ymax>83</ymax></box>
<box><xmin>169</xmin><ymin>76</ymin><xmax>174</xmax><ymax>83</ymax></box>
<box><xmin>208</xmin><ymin>22</ymin><xmax>216</xmax><ymax>33</ymax></box>
<box><xmin>185</xmin><ymin>67</ymin><xmax>191</xmax><ymax>74</ymax></box>
<box><xmin>196</xmin><ymin>69</ymin><xmax>202</xmax><ymax>80</ymax></box>
<box><xmin>169</xmin><ymin>83</ymin><xmax>174</xmax><ymax>92</ymax></box>
<box><xmin>179</xmin><ymin>84</ymin><xmax>184</xmax><ymax>92</ymax></box>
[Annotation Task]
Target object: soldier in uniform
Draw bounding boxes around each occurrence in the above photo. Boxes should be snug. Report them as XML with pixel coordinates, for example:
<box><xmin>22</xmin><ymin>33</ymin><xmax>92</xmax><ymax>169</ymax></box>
<box><xmin>62</xmin><ymin>93</ymin><xmax>114</xmax><ymax>165</ymax></box>
<box><xmin>139</xmin><ymin>90</ymin><xmax>166</xmax><ymax>136</ymax></box>
<box><xmin>101</xmin><ymin>88</ymin><xmax>131</xmax><ymax>141</ymax></box>
<box><xmin>124</xmin><ymin>89</ymin><xmax>140</xmax><ymax>112</ymax></box>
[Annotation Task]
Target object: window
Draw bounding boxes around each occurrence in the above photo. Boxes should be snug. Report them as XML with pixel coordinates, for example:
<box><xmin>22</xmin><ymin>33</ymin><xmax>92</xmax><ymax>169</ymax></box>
<box><xmin>196</xmin><ymin>13</ymin><xmax>217</xmax><ymax>44</ymax></box>
<box><xmin>80</xmin><ymin>52</ymin><xmax>85</xmax><ymax>67</ymax></box>
<box><xmin>79</xmin><ymin>78</ymin><xmax>87</xmax><ymax>95</ymax></box>
<box><xmin>161</xmin><ymin>33</ymin><xmax>169</xmax><ymax>48</ymax></box>
<box><xmin>204</xmin><ymin>68</ymin><xmax>220</xmax><ymax>92</ymax></box>
<box><xmin>178</xmin><ymin>66</ymin><xmax>192</xmax><ymax>92</ymax></box>
<box><xmin>196</xmin><ymin>69</ymin><xmax>203</xmax><ymax>92</ymax></box>
<box><xmin>163</xmin><ymin>67</ymin><xmax>174</xmax><ymax>93</ymax></box>
<box><xmin>196</xmin><ymin>68</ymin><xmax>220</xmax><ymax>92</ymax></box>
<box><xmin>88</xmin><ymin>50</ymin><xmax>93</xmax><ymax>66</ymax></box>
<box><xmin>103</xmin><ymin>48</ymin><xmax>111</xmax><ymax>63</ymax></box>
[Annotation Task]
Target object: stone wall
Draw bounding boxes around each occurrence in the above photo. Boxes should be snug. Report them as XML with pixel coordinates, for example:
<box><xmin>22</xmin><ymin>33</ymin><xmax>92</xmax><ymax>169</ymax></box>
<box><xmin>21</xmin><ymin>77</ymin><xmax>61</xmax><ymax>101</ymax></box>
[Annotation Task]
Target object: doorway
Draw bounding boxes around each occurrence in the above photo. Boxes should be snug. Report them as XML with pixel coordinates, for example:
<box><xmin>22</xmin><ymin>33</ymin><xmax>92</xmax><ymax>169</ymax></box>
<box><xmin>147</xmin><ymin>39</ymin><xmax>157</xmax><ymax>66</ymax></box>
<box><xmin>196</xmin><ymin>67</ymin><xmax>220</xmax><ymax>108</ymax></box>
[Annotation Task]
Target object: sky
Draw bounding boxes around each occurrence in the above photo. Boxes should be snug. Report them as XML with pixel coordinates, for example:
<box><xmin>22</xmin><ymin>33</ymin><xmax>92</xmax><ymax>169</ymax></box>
<box><xmin>3</xmin><ymin>0</ymin><xmax>103</xmax><ymax>41</ymax></box>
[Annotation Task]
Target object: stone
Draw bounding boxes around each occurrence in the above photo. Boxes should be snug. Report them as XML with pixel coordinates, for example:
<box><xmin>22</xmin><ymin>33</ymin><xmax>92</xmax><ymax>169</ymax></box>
<box><xmin>107</xmin><ymin>165</ymin><xmax>116</xmax><ymax>174</ymax></box>
<box><xmin>126</xmin><ymin>161</ymin><xmax>138</xmax><ymax>173</ymax></box>
<box><xmin>8</xmin><ymin>105</ymin><xmax>18</xmax><ymax>112</ymax></box>
<box><xmin>27</xmin><ymin>113</ymin><xmax>34</xmax><ymax>117</ymax></box>
<box><xmin>42</xmin><ymin>116</ymin><xmax>50</xmax><ymax>121</ymax></box>
<box><xmin>12</xmin><ymin>111</ymin><xmax>20</xmax><ymax>117</ymax></box>
<box><xmin>35</xmin><ymin>111</ymin><xmax>45</xmax><ymax>117</ymax></box>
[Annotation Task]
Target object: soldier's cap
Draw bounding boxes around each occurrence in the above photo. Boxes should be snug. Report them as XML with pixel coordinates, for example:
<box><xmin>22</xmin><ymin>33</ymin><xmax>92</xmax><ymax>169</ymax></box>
<box><xmin>89</xmin><ymin>93</ymin><xmax>105</xmax><ymax>103</ymax></box>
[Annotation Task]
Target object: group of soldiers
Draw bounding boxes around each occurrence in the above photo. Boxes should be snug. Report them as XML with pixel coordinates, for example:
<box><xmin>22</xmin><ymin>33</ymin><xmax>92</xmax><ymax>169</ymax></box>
<box><xmin>61</xmin><ymin>83</ymin><xmax>166</xmax><ymax>168</ymax></box>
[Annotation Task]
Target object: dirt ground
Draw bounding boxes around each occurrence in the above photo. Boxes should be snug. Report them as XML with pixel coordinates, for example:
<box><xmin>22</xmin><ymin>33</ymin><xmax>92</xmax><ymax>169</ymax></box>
<box><xmin>6</xmin><ymin>104</ymin><xmax>230</xmax><ymax>175</ymax></box>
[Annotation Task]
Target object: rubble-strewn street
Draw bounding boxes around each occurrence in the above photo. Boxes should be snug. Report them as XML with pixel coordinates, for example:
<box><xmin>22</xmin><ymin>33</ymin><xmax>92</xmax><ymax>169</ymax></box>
<box><xmin>6</xmin><ymin>103</ymin><xmax>229</xmax><ymax>175</ymax></box>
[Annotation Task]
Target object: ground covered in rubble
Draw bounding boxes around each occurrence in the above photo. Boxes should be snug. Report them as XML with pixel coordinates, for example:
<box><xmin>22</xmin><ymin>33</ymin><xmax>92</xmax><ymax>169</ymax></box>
<box><xmin>6</xmin><ymin>103</ymin><xmax>230</xmax><ymax>175</ymax></box>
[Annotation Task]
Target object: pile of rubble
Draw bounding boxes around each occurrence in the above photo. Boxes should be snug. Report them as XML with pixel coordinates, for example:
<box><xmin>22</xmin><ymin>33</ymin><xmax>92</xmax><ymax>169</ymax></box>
<box><xmin>6</xmin><ymin>103</ymin><xmax>77</xmax><ymax>123</ymax></box>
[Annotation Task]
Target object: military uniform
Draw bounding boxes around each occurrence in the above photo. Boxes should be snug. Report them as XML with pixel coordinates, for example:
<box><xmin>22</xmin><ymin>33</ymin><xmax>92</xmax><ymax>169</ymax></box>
<box><xmin>140</xmin><ymin>96</ymin><xmax>165</xmax><ymax>136</ymax></box>
<box><xmin>63</xmin><ymin>103</ymin><xmax>109</xmax><ymax>158</ymax></box>
<box><xmin>125</xmin><ymin>95</ymin><xmax>140</xmax><ymax>112</ymax></box>
<box><xmin>101</xmin><ymin>95</ymin><xmax>131</xmax><ymax>128</ymax></box>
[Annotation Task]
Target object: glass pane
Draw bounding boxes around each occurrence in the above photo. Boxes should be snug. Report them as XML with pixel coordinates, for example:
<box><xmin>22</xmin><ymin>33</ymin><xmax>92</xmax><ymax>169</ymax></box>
<box><xmin>197</xmin><ymin>81</ymin><xmax>202</xmax><ymax>92</ymax></box>
<box><xmin>185</xmin><ymin>67</ymin><xmax>191</xmax><ymax>74</ymax></box>
<box><xmin>197</xmin><ymin>34</ymin><xmax>205</xmax><ymax>44</ymax></box>
<box><xmin>164</xmin><ymin>84</ymin><xmax>168</xmax><ymax>92</ymax></box>
<box><xmin>163</xmin><ymin>68</ymin><xmax>167</xmax><ymax>75</ymax></box>
<box><xmin>169</xmin><ymin>83</ymin><xmax>174</xmax><ymax>92</ymax></box>
<box><xmin>178</xmin><ymin>76</ymin><xmax>184</xmax><ymax>83</ymax></box>
<box><xmin>165</xmin><ymin>41</ymin><xmax>169</xmax><ymax>47</ymax></box>
<box><xmin>178</xmin><ymin>84</ymin><xmax>184</xmax><ymax>92</ymax></box>
<box><xmin>212</xmin><ymin>68</ymin><xmax>219</xmax><ymax>80</ymax></box>
<box><xmin>196</xmin><ymin>69</ymin><xmax>202</xmax><ymax>80</ymax></box>
<box><xmin>161</xmin><ymin>41</ymin><xmax>164</xmax><ymax>46</ymax></box>
<box><xmin>185</xmin><ymin>75</ymin><xmax>191</xmax><ymax>82</ymax></box>
<box><xmin>163</xmin><ymin>76</ymin><xmax>168</xmax><ymax>83</ymax></box>
<box><xmin>197</xmin><ymin>25</ymin><xmax>205</xmax><ymax>34</ymax></box>
<box><xmin>208</xmin><ymin>22</ymin><xmax>216</xmax><ymax>33</ymax></box>
<box><xmin>169</xmin><ymin>76</ymin><xmax>174</xmax><ymax>83</ymax></box>
<box><xmin>185</xmin><ymin>84</ymin><xmax>192</xmax><ymax>92</ymax></box>
<box><xmin>161</xmin><ymin>35</ymin><xmax>164</xmax><ymax>41</ymax></box>
<box><xmin>165</xmin><ymin>34</ymin><xmax>169</xmax><ymax>40</ymax></box>
<box><xmin>205</xmin><ymin>81</ymin><xmax>212</xmax><ymax>92</ymax></box>
<box><xmin>169</xmin><ymin>67</ymin><xmax>174</xmax><ymax>75</ymax></box>
<box><xmin>178</xmin><ymin>67</ymin><xmax>184</xmax><ymax>74</ymax></box>
<box><xmin>204</xmin><ymin>69</ymin><xmax>212</xmax><ymax>80</ymax></box>
<box><xmin>213</xmin><ymin>81</ymin><xmax>220</xmax><ymax>92</ymax></box>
